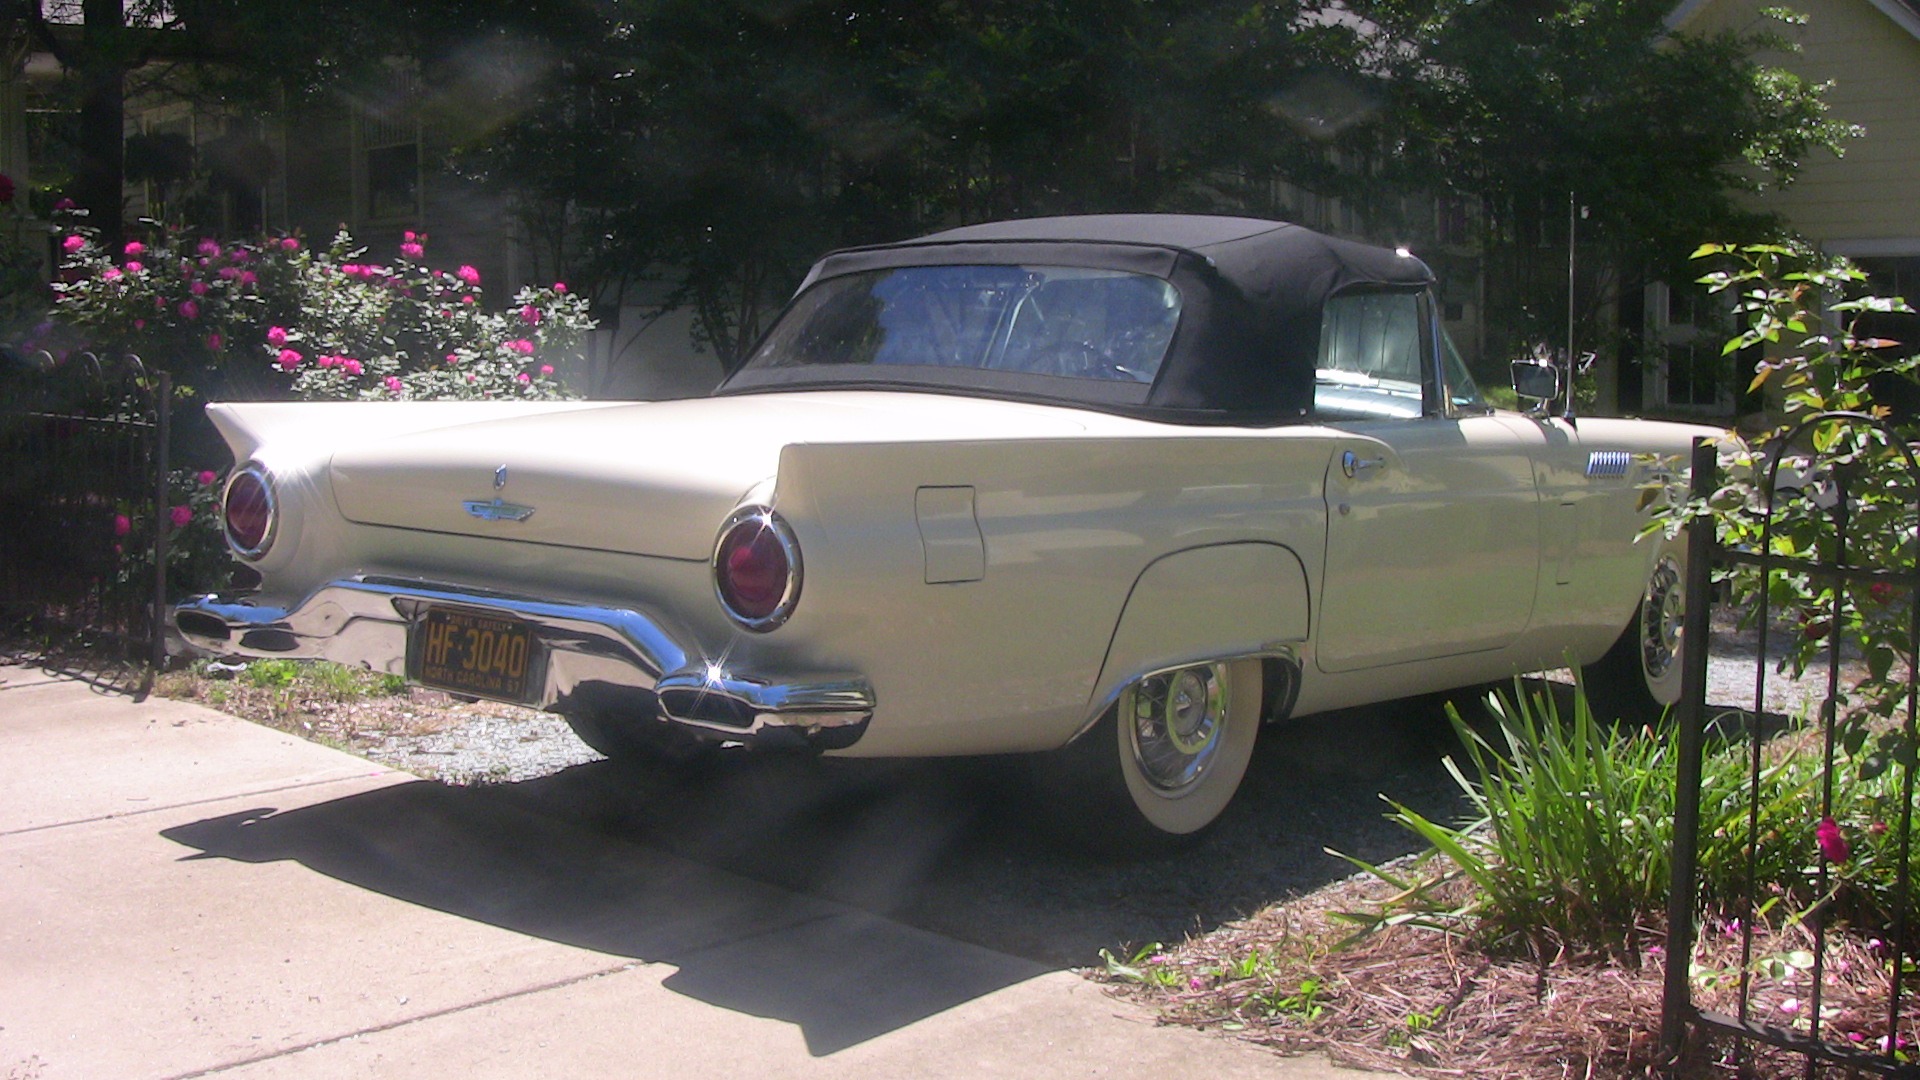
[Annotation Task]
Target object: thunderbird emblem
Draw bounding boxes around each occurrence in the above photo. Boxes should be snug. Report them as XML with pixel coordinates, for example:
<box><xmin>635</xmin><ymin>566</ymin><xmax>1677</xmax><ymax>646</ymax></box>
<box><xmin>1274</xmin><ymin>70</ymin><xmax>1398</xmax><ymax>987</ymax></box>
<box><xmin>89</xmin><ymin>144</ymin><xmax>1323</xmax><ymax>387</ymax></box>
<box><xmin>466</xmin><ymin>464</ymin><xmax>535</xmax><ymax>522</ymax></box>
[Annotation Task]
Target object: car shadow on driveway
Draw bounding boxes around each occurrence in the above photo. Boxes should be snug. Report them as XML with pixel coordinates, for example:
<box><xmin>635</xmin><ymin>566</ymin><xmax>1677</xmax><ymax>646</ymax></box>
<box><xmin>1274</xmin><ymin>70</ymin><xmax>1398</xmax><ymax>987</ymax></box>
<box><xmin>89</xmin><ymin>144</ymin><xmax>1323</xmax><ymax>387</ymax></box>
<box><xmin>157</xmin><ymin>691</ymin><xmax>1481</xmax><ymax>1053</ymax></box>
<box><xmin>158</xmin><ymin>776</ymin><xmax>1053</xmax><ymax>1057</ymax></box>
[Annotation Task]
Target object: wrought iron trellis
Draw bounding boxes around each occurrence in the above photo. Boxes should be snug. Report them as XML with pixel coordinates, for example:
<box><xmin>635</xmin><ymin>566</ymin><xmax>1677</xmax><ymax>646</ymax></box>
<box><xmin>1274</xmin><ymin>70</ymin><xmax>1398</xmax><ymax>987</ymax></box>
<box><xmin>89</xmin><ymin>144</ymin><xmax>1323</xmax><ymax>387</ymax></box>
<box><xmin>1663</xmin><ymin>418</ymin><xmax>1920</xmax><ymax>1076</ymax></box>
<box><xmin>0</xmin><ymin>352</ymin><xmax>172</xmax><ymax>670</ymax></box>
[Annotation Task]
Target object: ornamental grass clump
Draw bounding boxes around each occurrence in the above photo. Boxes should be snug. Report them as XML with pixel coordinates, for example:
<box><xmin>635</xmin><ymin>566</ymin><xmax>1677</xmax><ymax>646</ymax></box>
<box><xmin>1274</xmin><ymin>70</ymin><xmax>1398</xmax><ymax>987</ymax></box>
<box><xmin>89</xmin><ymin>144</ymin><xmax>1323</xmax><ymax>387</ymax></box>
<box><xmin>1332</xmin><ymin>679</ymin><xmax>1920</xmax><ymax>964</ymax></box>
<box><xmin>1333</xmin><ymin>679</ymin><xmax>1676</xmax><ymax>961</ymax></box>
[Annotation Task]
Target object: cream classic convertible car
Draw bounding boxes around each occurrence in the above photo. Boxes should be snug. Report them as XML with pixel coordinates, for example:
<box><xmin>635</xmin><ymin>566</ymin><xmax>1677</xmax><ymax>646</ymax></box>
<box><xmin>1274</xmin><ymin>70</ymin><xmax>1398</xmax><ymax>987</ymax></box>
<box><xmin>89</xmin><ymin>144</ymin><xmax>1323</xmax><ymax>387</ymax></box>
<box><xmin>176</xmin><ymin>215</ymin><xmax>1711</xmax><ymax>851</ymax></box>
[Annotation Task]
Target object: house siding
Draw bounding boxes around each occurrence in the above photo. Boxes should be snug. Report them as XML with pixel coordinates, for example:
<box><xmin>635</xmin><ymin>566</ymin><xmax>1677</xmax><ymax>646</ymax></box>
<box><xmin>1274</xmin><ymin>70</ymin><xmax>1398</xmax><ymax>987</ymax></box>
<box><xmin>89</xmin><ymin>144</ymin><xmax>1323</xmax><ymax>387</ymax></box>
<box><xmin>1675</xmin><ymin>0</ymin><xmax>1920</xmax><ymax>253</ymax></box>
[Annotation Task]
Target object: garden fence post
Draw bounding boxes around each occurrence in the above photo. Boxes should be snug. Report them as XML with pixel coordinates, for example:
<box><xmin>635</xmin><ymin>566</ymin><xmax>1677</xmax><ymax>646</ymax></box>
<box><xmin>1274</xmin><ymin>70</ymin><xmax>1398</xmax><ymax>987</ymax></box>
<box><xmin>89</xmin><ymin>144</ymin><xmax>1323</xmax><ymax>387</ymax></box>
<box><xmin>1660</xmin><ymin>436</ymin><xmax>1716</xmax><ymax>1066</ymax></box>
<box><xmin>150</xmin><ymin>368</ymin><xmax>170</xmax><ymax>674</ymax></box>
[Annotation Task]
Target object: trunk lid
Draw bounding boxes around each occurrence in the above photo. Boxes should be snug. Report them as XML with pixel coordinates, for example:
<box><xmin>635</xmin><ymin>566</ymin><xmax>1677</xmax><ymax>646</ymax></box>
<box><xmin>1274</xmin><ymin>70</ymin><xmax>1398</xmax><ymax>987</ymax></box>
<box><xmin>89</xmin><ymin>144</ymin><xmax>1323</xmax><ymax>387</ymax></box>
<box><xmin>327</xmin><ymin>392</ymin><xmax>1091</xmax><ymax>559</ymax></box>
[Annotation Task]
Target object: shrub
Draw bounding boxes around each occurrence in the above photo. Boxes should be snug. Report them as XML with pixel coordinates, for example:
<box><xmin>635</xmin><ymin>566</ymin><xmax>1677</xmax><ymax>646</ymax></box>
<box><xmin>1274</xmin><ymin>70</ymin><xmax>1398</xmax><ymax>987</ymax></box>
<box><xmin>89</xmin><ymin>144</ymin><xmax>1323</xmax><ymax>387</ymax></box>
<box><xmin>1646</xmin><ymin>244</ymin><xmax>1916</xmax><ymax>770</ymax></box>
<box><xmin>107</xmin><ymin>466</ymin><xmax>234</xmax><ymax>607</ymax></box>
<box><xmin>47</xmin><ymin>222</ymin><xmax>593</xmax><ymax>403</ymax></box>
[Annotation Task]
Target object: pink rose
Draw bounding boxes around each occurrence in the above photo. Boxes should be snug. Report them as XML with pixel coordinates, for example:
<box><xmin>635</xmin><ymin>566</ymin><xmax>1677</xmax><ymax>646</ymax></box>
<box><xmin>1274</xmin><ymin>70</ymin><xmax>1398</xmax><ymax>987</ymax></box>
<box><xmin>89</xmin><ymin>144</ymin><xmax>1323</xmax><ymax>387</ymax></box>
<box><xmin>62</xmin><ymin>235</ymin><xmax>84</xmax><ymax>253</ymax></box>
<box><xmin>276</xmin><ymin>348</ymin><xmax>303</xmax><ymax>372</ymax></box>
<box><xmin>218</xmin><ymin>267</ymin><xmax>240</xmax><ymax>281</ymax></box>
<box><xmin>539</xmin><ymin>364</ymin><xmax>554</xmax><ymax>376</ymax></box>
<box><xmin>53</xmin><ymin>197</ymin><xmax>75</xmax><ymax>211</ymax></box>
<box><xmin>553</xmin><ymin>282</ymin><xmax>567</xmax><ymax>293</ymax></box>
<box><xmin>1817</xmin><ymin>817</ymin><xmax>1851</xmax><ymax>864</ymax></box>
<box><xmin>113</xmin><ymin>514</ymin><xmax>130</xmax><ymax>537</ymax></box>
<box><xmin>505</xmin><ymin>339</ymin><xmax>534</xmax><ymax>356</ymax></box>
<box><xmin>520</xmin><ymin>305</ymin><xmax>542</xmax><ymax>325</ymax></box>
<box><xmin>124</xmin><ymin>260</ymin><xmax>143</xmax><ymax>274</ymax></box>
<box><xmin>384</xmin><ymin>376</ymin><xmax>404</xmax><ymax>394</ymax></box>
<box><xmin>239</xmin><ymin>271</ymin><xmax>257</xmax><ymax>287</ymax></box>
<box><xmin>206</xmin><ymin>333</ymin><xmax>223</xmax><ymax>351</ymax></box>
<box><xmin>101</xmin><ymin>267</ymin><xmax>121</xmax><ymax>281</ymax></box>
<box><xmin>189</xmin><ymin>280</ymin><xmax>208</xmax><ymax>296</ymax></box>
<box><xmin>516</xmin><ymin>372</ymin><xmax>531</xmax><ymax>384</ymax></box>
<box><xmin>445</xmin><ymin>353</ymin><xmax>459</xmax><ymax>365</ymax></box>
<box><xmin>461</xmin><ymin>295</ymin><xmax>475</xmax><ymax>305</ymax></box>
<box><xmin>342</xmin><ymin>358</ymin><xmax>363</xmax><ymax>376</ymax></box>
<box><xmin>280</xmin><ymin>237</ymin><xmax>299</xmax><ymax>252</ymax></box>
<box><xmin>266</xmin><ymin>326</ymin><xmax>288</xmax><ymax>347</ymax></box>
<box><xmin>133</xmin><ymin>319</ymin><xmax>145</xmax><ymax>330</ymax></box>
<box><xmin>124</xmin><ymin>241</ymin><xmax>145</xmax><ymax>257</ymax></box>
<box><xmin>400</xmin><ymin>241</ymin><xmax>424</xmax><ymax>259</ymax></box>
<box><xmin>197</xmin><ymin>470</ymin><xmax>218</xmax><ymax>486</ymax></box>
<box><xmin>178</xmin><ymin>300</ymin><xmax>199</xmax><ymax>320</ymax></box>
<box><xmin>456</xmin><ymin>265</ymin><xmax>481</xmax><ymax>286</ymax></box>
<box><xmin>169</xmin><ymin>505</ymin><xmax>192</xmax><ymax>529</ymax></box>
<box><xmin>196</xmin><ymin>238</ymin><xmax>221</xmax><ymax>258</ymax></box>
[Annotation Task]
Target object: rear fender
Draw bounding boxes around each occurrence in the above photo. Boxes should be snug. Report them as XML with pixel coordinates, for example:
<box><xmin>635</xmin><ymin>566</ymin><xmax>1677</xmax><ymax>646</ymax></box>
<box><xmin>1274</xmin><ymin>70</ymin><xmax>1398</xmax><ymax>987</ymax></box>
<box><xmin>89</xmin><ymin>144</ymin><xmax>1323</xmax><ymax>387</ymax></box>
<box><xmin>1085</xmin><ymin>542</ymin><xmax>1310</xmax><ymax>738</ymax></box>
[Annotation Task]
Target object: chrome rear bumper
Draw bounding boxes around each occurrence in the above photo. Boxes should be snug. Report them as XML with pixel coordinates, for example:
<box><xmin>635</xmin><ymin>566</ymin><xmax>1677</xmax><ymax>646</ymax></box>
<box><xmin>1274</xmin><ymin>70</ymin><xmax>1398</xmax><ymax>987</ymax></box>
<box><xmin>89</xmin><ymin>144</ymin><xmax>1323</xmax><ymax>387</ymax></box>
<box><xmin>174</xmin><ymin>577</ymin><xmax>873</xmax><ymax>750</ymax></box>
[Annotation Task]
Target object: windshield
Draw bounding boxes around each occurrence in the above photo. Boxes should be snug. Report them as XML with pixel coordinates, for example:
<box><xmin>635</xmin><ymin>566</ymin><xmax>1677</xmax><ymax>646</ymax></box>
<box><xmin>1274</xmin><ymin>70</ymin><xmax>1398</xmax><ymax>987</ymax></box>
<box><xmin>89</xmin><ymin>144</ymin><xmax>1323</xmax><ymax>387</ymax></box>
<box><xmin>741</xmin><ymin>265</ymin><xmax>1182</xmax><ymax>384</ymax></box>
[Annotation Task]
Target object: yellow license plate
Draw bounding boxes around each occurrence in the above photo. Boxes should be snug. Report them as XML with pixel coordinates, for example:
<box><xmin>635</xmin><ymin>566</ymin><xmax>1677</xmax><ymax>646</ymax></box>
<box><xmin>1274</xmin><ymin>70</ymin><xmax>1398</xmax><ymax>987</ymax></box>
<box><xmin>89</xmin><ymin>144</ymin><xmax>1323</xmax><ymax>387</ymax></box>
<box><xmin>409</xmin><ymin>607</ymin><xmax>542</xmax><ymax>704</ymax></box>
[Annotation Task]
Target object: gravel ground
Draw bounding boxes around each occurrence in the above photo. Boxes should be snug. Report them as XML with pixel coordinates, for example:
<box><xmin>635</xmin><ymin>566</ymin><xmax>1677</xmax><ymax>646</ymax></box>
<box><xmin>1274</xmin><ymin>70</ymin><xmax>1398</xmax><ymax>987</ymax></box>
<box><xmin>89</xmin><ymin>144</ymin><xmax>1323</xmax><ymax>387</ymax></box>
<box><xmin>363</xmin><ymin>709</ymin><xmax>603</xmax><ymax>784</ymax></box>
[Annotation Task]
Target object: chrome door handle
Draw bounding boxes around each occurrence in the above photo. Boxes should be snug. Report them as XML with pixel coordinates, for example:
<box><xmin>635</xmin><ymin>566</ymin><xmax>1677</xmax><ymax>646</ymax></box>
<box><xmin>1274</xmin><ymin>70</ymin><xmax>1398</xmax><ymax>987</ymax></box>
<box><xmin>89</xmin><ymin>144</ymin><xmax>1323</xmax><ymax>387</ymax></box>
<box><xmin>1341</xmin><ymin>450</ymin><xmax>1386</xmax><ymax>479</ymax></box>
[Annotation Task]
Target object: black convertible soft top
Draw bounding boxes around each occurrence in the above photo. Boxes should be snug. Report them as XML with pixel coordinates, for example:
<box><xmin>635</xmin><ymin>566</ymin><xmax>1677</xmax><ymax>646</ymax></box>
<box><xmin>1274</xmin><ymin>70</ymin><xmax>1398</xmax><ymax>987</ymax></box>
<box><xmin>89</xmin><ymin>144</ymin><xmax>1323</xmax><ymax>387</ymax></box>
<box><xmin>718</xmin><ymin>214</ymin><xmax>1436</xmax><ymax>424</ymax></box>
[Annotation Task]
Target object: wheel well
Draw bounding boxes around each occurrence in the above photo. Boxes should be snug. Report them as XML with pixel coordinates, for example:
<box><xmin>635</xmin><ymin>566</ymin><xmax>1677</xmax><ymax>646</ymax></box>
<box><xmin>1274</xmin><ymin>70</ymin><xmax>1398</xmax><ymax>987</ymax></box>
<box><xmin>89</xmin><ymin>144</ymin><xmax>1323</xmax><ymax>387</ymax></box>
<box><xmin>1261</xmin><ymin>655</ymin><xmax>1302</xmax><ymax>722</ymax></box>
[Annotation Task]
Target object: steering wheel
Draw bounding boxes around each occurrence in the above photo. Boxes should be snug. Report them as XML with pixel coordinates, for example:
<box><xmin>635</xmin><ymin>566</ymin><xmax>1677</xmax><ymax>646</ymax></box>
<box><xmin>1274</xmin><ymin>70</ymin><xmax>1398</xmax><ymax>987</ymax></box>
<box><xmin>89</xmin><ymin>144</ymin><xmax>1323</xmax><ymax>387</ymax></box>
<box><xmin>1049</xmin><ymin>340</ymin><xmax>1140</xmax><ymax>381</ymax></box>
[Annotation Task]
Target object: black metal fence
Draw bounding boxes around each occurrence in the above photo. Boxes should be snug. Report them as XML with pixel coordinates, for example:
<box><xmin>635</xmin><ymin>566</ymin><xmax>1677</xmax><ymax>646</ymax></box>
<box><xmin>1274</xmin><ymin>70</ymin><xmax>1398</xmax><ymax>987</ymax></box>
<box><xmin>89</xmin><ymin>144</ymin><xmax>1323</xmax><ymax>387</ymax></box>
<box><xmin>1664</xmin><ymin>421</ymin><xmax>1920</xmax><ymax>1076</ymax></box>
<box><xmin>0</xmin><ymin>352</ymin><xmax>172</xmax><ymax>669</ymax></box>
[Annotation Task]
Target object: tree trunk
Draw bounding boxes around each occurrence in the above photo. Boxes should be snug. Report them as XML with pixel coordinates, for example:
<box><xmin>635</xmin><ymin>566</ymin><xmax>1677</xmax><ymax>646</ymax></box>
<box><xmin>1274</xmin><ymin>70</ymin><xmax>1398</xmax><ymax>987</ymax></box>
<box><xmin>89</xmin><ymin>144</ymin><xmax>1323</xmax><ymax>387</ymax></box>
<box><xmin>76</xmin><ymin>0</ymin><xmax>125</xmax><ymax>242</ymax></box>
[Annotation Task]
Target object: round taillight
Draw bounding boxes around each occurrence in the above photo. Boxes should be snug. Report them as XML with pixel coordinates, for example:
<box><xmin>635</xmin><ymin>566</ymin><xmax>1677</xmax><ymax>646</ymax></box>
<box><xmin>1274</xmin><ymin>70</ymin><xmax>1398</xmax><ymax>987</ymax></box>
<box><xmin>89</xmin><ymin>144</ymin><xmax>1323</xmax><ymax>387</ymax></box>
<box><xmin>223</xmin><ymin>465</ymin><xmax>276</xmax><ymax>559</ymax></box>
<box><xmin>713</xmin><ymin>507</ymin><xmax>800</xmax><ymax>631</ymax></box>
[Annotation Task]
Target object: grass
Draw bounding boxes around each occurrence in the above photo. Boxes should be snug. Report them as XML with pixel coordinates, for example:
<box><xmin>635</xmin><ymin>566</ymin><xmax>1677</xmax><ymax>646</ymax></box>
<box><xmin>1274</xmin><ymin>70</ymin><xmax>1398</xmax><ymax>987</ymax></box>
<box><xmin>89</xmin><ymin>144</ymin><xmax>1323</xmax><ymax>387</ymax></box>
<box><xmin>157</xmin><ymin>657</ymin><xmax>447</xmax><ymax>747</ymax></box>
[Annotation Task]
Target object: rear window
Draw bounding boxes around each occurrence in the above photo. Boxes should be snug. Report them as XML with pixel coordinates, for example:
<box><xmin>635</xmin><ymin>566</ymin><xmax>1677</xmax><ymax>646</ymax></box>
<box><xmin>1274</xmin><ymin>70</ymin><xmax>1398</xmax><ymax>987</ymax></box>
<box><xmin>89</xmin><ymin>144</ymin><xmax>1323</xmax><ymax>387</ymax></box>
<box><xmin>741</xmin><ymin>265</ymin><xmax>1182</xmax><ymax>384</ymax></box>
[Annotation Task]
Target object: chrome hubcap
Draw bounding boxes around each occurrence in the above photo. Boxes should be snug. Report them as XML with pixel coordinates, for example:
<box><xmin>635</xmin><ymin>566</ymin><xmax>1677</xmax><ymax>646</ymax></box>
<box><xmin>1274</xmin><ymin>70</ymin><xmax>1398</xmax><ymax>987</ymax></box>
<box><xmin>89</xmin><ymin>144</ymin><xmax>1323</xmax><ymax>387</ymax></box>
<box><xmin>1641</xmin><ymin>556</ymin><xmax>1684</xmax><ymax>680</ymax></box>
<box><xmin>1127</xmin><ymin>663</ymin><xmax>1230</xmax><ymax>794</ymax></box>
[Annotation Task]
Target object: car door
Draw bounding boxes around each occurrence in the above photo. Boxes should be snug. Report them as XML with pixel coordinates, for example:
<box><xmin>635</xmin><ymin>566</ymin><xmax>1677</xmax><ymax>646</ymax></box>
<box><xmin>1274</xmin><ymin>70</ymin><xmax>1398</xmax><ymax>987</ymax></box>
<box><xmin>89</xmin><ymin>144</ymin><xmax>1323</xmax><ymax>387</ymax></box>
<box><xmin>1312</xmin><ymin>290</ymin><xmax>1542</xmax><ymax>673</ymax></box>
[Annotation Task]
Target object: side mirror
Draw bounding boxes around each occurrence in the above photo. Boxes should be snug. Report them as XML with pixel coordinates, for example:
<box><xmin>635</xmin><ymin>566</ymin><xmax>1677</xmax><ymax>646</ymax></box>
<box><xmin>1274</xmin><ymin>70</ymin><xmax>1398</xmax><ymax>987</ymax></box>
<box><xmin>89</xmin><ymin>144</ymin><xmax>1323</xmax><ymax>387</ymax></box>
<box><xmin>1510</xmin><ymin>361</ymin><xmax>1560</xmax><ymax>404</ymax></box>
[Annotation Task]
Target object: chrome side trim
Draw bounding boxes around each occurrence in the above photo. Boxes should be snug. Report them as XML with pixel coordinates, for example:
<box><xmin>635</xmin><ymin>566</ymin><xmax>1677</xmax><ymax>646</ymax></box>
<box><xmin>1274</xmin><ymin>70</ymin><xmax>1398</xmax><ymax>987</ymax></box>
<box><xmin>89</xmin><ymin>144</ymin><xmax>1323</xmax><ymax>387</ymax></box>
<box><xmin>463</xmin><ymin>498</ymin><xmax>537</xmax><ymax>522</ymax></box>
<box><xmin>1071</xmin><ymin>645</ymin><xmax>1302</xmax><ymax>746</ymax></box>
<box><xmin>173</xmin><ymin>576</ymin><xmax>868</xmax><ymax>750</ymax></box>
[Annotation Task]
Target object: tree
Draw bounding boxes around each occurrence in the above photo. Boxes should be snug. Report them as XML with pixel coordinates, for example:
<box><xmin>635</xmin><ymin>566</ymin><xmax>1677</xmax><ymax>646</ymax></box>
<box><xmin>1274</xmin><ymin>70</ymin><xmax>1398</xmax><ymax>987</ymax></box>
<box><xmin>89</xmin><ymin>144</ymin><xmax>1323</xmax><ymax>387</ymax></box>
<box><xmin>452</xmin><ymin>0</ymin><xmax>1391</xmax><ymax>369</ymax></box>
<box><xmin>1349</xmin><ymin>0</ymin><xmax>1855</xmax><ymax>370</ymax></box>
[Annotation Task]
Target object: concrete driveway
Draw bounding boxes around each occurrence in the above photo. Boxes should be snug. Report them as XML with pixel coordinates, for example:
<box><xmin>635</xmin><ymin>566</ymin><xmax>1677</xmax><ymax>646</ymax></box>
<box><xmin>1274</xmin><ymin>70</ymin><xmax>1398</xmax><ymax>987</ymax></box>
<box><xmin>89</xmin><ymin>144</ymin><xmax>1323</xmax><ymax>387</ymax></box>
<box><xmin>0</xmin><ymin>664</ymin><xmax>1379</xmax><ymax>1079</ymax></box>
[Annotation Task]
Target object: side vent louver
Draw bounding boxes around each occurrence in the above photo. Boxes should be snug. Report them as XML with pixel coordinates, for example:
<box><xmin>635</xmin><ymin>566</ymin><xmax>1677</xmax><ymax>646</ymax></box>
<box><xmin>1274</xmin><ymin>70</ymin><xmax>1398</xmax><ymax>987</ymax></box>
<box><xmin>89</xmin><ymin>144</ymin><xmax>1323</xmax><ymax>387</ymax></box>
<box><xmin>1585</xmin><ymin>451</ymin><xmax>1632</xmax><ymax>478</ymax></box>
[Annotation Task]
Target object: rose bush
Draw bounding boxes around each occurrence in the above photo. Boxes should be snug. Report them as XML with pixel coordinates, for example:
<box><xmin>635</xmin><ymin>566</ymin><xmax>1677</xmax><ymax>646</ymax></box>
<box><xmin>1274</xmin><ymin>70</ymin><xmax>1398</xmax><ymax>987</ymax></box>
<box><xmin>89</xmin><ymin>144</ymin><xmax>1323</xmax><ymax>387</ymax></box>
<box><xmin>49</xmin><ymin>223</ymin><xmax>592</xmax><ymax>402</ymax></box>
<box><xmin>1649</xmin><ymin>243</ymin><xmax>1918</xmax><ymax>773</ymax></box>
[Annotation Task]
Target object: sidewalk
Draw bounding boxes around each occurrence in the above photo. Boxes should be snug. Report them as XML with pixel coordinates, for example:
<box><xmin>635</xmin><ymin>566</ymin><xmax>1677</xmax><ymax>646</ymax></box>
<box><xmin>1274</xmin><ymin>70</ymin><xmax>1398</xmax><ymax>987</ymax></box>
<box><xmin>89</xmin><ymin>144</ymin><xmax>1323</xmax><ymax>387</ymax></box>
<box><xmin>0</xmin><ymin>664</ymin><xmax>1384</xmax><ymax>1079</ymax></box>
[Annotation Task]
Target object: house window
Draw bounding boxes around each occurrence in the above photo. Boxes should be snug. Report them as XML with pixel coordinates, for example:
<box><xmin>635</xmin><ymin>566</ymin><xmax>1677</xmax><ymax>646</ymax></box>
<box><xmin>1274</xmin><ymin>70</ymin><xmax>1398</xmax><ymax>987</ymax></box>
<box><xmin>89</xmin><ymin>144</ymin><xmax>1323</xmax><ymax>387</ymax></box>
<box><xmin>1647</xmin><ymin>281</ymin><xmax>1732</xmax><ymax>412</ymax></box>
<box><xmin>365</xmin><ymin>141</ymin><xmax>419</xmax><ymax>221</ymax></box>
<box><xmin>355</xmin><ymin>71</ymin><xmax>423</xmax><ymax>224</ymax></box>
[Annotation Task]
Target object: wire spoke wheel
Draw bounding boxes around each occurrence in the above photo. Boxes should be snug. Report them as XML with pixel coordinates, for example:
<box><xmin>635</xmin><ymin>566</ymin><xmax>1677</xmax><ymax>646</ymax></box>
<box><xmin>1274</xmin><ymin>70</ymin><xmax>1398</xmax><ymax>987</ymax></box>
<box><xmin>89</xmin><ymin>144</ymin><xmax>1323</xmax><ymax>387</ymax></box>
<box><xmin>1126</xmin><ymin>663</ymin><xmax>1230</xmax><ymax>794</ymax></box>
<box><xmin>1640</xmin><ymin>554</ymin><xmax>1684</xmax><ymax>683</ymax></box>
